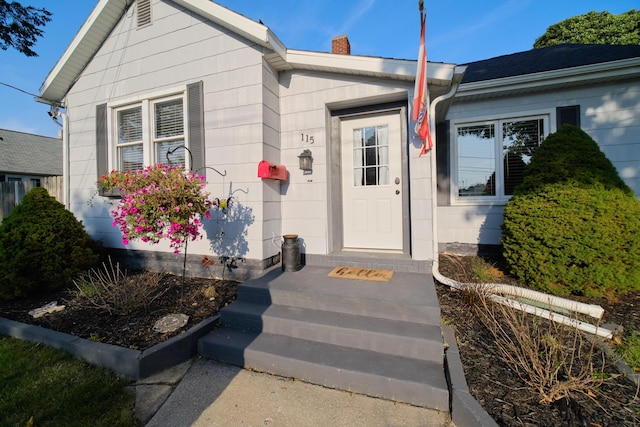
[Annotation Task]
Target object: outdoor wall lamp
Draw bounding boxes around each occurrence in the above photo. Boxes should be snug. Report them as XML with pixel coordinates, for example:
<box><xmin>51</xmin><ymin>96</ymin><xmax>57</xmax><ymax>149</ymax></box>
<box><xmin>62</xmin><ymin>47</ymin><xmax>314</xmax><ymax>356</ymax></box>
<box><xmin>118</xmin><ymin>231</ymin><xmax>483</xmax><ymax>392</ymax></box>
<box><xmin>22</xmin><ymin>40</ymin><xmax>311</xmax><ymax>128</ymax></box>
<box><xmin>298</xmin><ymin>149</ymin><xmax>313</xmax><ymax>172</ymax></box>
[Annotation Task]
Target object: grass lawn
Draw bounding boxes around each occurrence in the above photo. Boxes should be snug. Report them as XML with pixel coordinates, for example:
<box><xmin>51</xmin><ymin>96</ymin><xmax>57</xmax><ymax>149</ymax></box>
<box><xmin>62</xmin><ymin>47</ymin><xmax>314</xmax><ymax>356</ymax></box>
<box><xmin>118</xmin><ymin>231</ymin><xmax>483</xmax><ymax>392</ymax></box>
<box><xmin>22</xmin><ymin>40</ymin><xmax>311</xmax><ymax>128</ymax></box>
<box><xmin>0</xmin><ymin>335</ymin><xmax>136</xmax><ymax>427</ymax></box>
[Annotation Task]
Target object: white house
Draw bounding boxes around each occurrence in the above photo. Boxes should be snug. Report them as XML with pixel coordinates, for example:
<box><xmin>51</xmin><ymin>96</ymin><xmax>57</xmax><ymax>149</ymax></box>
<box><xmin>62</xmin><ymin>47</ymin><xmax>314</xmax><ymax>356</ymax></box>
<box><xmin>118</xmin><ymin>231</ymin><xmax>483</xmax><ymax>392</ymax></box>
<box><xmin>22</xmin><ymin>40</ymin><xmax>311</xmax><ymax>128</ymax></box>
<box><xmin>0</xmin><ymin>129</ymin><xmax>62</xmax><ymax>184</ymax></box>
<box><xmin>37</xmin><ymin>0</ymin><xmax>640</xmax><ymax>278</ymax></box>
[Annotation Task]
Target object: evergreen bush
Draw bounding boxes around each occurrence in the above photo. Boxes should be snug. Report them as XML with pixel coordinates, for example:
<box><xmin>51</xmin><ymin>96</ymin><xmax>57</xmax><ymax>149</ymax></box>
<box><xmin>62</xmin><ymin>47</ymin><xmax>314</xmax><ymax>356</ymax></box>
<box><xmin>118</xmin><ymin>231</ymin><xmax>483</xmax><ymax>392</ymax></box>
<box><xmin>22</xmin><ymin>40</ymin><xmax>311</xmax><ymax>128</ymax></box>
<box><xmin>515</xmin><ymin>124</ymin><xmax>633</xmax><ymax>196</ymax></box>
<box><xmin>0</xmin><ymin>188</ymin><xmax>99</xmax><ymax>300</ymax></box>
<box><xmin>502</xmin><ymin>125</ymin><xmax>640</xmax><ymax>298</ymax></box>
<box><xmin>502</xmin><ymin>183</ymin><xmax>640</xmax><ymax>297</ymax></box>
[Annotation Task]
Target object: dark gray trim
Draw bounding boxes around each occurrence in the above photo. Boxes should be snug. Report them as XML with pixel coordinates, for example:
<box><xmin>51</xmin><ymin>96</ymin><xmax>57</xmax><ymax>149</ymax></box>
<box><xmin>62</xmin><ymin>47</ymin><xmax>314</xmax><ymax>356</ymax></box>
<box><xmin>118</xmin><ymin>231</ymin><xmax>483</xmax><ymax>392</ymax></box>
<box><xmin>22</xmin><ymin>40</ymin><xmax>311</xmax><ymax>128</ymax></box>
<box><xmin>96</xmin><ymin>103</ymin><xmax>108</xmax><ymax>179</ymax></box>
<box><xmin>436</xmin><ymin>120</ymin><xmax>450</xmax><ymax>206</ymax></box>
<box><xmin>187</xmin><ymin>81</ymin><xmax>205</xmax><ymax>177</ymax></box>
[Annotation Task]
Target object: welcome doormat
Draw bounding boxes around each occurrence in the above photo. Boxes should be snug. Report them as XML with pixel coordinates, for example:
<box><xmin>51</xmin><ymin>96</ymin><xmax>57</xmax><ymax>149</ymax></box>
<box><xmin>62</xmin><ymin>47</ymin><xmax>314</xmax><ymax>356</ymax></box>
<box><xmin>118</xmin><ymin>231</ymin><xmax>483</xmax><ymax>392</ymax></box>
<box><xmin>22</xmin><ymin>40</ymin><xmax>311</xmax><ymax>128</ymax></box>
<box><xmin>327</xmin><ymin>266</ymin><xmax>394</xmax><ymax>282</ymax></box>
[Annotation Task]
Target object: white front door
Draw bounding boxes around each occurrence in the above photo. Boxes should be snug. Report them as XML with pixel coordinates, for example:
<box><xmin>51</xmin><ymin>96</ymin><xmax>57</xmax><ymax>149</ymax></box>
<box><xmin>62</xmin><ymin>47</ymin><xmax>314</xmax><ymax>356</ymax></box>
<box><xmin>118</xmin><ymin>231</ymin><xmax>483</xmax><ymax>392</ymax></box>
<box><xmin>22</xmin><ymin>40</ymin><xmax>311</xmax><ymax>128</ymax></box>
<box><xmin>341</xmin><ymin>112</ymin><xmax>403</xmax><ymax>251</ymax></box>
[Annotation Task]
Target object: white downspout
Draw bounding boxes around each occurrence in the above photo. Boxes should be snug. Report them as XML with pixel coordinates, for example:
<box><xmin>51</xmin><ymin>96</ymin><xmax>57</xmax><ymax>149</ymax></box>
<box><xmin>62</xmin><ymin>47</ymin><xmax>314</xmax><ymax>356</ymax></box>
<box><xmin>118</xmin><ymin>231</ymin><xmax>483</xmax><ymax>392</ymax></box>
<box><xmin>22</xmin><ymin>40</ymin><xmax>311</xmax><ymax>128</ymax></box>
<box><xmin>428</xmin><ymin>65</ymin><xmax>464</xmax><ymax>283</ymax></box>
<box><xmin>61</xmin><ymin>110</ymin><xmax>70</xmax><ymax>209</ymax></box>
<box><xmin>427</xmin><ymin>68</ymin><xmax>612</xmax><ymax>338</ymax></box>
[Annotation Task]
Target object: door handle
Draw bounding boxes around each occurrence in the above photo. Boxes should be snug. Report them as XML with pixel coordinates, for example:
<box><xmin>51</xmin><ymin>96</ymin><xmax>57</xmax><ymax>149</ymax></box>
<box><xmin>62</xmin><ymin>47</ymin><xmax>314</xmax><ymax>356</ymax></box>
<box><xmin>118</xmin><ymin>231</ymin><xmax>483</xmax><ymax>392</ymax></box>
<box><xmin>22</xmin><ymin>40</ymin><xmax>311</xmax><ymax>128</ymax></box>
<box><xmin>395</xmin><ymin>189</ymin><xmax>400</xmax><ymax>195</ymax></box>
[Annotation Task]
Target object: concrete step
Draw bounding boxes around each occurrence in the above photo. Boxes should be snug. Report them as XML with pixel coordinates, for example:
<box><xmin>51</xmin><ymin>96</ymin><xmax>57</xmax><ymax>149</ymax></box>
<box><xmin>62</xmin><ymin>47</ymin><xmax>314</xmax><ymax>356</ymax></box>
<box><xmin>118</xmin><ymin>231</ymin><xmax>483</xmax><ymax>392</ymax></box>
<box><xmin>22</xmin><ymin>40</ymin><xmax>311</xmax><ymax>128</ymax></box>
<box><xmin>236</xmin><ymin>267</ymin><xmax>441</xmax><ymax>324</ymax></box>
<box><xmin>221</xmin><ymin>301</ymin><xmax>443</xmax><ymax>361</ymax></box>
<box><xmin>199</xmin><ymin>329</ymin><xmax>449</xmax><ymax>411</ymax></box>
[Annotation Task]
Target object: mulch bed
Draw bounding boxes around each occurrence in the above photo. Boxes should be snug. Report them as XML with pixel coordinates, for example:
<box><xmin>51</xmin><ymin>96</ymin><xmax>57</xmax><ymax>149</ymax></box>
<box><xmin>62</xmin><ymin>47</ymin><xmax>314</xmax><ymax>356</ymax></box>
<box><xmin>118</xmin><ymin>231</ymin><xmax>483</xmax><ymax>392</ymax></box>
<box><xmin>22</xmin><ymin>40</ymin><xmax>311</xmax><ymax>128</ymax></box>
<box><xmin>0</xmin><ymin>272</ymin><xmax>238</xmax><ymax>350</ymax></box>
<box><xmin>2</xmin><ymin>256</ymin><xmax>640</xmax><ymax>425</ymax></box>
<box><xmin>437</xmin><ymin>253</ymin><xmax>640</xmax><ymax>426</ymax></box>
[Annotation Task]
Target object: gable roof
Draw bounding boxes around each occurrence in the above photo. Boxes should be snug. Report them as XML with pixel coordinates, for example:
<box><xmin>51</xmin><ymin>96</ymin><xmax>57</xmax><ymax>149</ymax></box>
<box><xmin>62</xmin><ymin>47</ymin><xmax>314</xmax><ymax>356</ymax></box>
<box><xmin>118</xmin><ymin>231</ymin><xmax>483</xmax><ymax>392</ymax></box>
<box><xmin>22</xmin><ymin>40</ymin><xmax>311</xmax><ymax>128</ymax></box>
<box><xmin>39</xmin><ymin>0</ymin><xmax>459</xmax><ymax>106</ymax></box>
<box><xmin>0</xmin><ymin>129</ymin><xmax>62</xmax><ymax>176</ymax></box>
<box><xmin>462</xmin><ymin>44</ymin><xmax>640</xmax><ymax>84</ymax></box>
<box><xmin>456</xmin><ymin>44</ymin><xmax>640</xmax><ymax>101</ymax></box>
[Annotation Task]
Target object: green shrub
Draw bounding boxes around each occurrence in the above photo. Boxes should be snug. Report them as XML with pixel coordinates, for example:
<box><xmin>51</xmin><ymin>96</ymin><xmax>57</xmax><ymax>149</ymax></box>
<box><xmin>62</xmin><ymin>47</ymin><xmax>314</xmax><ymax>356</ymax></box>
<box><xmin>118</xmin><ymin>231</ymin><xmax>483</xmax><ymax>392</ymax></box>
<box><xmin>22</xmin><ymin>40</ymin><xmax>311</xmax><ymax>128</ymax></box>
<box><xmin>502</xmin><ymin>182</ymin><xmax>640</xmax><ymax>297</ymax></box>
<box><xmin>0</xmin><ymin>188</ymin><xmax>99</xmax><ymax>300</ymax></box>
<box><xmin>502</xmin><ymin>125</ymin><xmax>640</xmax><ymax>298</ymax></box>
<box><xmin>516</xmin><ymin>124</ymin><xmax>633</xmax><ymax>196</ymax></box>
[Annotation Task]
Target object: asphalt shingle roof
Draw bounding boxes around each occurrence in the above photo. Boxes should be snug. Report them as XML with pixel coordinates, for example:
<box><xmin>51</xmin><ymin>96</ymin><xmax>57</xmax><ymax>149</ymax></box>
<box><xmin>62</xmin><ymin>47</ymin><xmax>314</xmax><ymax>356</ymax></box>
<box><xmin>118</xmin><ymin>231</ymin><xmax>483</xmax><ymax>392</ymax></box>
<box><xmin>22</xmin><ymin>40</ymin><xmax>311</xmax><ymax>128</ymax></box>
<box><xmin>0</xmin><ymin>129</ymin><xmax>62</xmax><ymax>176</ymax></box>
<box><xmin>461</xmin><ymin>44</ymin><xmax>640</xmax><ymax>84</ymax></box>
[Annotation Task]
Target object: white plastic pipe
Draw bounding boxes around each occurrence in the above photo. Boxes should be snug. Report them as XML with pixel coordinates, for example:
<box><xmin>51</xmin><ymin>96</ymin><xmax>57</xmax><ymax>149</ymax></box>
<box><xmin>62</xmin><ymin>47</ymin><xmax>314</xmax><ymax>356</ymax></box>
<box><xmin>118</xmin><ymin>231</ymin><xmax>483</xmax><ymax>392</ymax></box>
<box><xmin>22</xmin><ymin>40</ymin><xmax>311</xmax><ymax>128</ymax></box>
<box><xmin>489</xmin><ymin>294</ymin><xmax>613</xmax><ymax>339</ymax></box>
<box><xmin>433</xmin><ymin>261</ymin><xmax>613</xmax><ymax>338</ymax></box>
<box><xmin>433</xmin><ymin>264</ymin><xmax>603</xmax><ymax>320</ymax></box>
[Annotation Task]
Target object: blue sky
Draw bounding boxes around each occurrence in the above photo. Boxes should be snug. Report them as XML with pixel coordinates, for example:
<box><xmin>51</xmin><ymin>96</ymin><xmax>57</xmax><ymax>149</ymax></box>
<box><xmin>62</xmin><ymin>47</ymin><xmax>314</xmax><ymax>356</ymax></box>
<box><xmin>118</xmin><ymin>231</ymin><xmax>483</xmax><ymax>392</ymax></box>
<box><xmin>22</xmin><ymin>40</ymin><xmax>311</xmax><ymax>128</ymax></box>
<box><xmin>0</xmin><ymin>0</ymin><xmax>637</xmax><ymax>137</ymax></box>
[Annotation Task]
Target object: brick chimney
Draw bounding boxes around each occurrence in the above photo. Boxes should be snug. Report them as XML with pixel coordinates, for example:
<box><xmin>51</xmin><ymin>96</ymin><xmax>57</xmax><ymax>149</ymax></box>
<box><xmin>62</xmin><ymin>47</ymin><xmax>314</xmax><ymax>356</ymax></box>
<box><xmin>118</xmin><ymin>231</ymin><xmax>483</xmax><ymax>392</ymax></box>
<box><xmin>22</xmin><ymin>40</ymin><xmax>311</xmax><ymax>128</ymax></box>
<box><xmin>332</xmin><ymin>35</ymin><xmax>351</xmax><ymax>55</ymax></box>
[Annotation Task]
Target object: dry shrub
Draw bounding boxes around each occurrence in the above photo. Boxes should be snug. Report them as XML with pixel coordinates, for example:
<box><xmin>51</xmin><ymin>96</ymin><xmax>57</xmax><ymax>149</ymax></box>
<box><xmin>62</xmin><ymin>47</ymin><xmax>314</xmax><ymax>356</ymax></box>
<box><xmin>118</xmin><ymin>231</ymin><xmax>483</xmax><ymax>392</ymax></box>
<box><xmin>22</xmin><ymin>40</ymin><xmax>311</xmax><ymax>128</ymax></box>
<box><xmin>71</xmin><ymin>258</ymin><xmax>167</xmax><ymax>315</ymax></box>
<box><xmin>468</xmin><ymin>288</ymin><xmax>609</xmax><ymax>404</ymax></box>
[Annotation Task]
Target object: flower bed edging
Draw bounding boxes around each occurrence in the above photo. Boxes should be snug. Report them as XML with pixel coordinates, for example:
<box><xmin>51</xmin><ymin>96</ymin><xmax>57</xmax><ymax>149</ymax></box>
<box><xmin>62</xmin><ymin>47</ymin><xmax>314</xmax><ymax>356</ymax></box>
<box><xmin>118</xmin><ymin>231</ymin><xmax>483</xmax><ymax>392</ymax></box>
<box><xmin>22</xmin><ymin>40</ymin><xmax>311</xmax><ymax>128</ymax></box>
<box><xmin>0</xmin><ymin>315</ymin><xmax>220</xmax><ymax>379</ymax></box>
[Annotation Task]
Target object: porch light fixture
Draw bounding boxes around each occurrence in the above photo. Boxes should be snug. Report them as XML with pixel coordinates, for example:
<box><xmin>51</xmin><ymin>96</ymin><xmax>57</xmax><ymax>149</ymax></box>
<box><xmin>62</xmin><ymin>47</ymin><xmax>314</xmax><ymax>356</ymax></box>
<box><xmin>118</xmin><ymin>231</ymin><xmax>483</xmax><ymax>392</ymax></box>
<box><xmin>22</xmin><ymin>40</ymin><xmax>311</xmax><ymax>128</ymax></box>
<box><xmin>298</xmin><ymin>149</ymin><xmax>313</xmax><ymax>172</ymax></box>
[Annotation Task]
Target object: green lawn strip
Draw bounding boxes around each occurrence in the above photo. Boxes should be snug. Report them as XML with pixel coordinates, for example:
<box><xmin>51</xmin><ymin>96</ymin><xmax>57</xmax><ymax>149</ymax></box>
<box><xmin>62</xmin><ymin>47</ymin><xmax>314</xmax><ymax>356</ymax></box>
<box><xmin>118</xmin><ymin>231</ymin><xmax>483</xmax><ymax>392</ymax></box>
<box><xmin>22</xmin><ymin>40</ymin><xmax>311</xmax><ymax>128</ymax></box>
<box><xmin>0</xmin><ymin>335</ymin><xmax>136</xmax><ymax>427</ymax></box>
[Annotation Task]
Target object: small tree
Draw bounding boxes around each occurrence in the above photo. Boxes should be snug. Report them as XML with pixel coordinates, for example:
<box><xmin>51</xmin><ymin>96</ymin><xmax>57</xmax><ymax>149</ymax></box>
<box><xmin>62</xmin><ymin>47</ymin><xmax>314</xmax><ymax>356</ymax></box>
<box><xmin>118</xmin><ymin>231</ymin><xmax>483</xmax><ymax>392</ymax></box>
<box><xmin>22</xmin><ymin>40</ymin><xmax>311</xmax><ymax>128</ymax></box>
<box><xmin>0</xmin><ymin>1</ymin><xmax>51</xmax><ymax>57</ymax></box>
<box><xmin>515</xmin><ymin>124</ymin><xmax>633</xmax><ymax>196</ymax></box>
<box><xmin>534</xmin><ymin>9</ymin><xmax>640</xmax><ymax>49</ymax></box>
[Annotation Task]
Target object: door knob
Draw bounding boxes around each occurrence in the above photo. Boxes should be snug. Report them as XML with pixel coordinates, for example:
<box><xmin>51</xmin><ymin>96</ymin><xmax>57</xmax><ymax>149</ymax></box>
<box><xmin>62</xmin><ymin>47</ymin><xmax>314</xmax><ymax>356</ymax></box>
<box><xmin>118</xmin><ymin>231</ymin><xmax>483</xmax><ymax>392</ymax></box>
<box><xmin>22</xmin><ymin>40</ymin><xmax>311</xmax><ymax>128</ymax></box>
<box><xmin>395</xmin><ymin>189</ymin><xmax>400</xmax><ymax>195</ymax></box>
<box><xmin>395</xmin><ymin>177</ymin><xmax>400</xmax><ymax>185</ymax></box>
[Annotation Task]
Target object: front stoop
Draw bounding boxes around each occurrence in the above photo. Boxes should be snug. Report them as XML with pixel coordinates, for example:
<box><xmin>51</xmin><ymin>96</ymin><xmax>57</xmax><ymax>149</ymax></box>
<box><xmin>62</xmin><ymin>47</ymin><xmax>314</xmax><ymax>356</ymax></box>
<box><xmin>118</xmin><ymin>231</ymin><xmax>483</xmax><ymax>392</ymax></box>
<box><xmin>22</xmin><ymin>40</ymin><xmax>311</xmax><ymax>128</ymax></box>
<box><xmin>198</xmin><ymin>265</ymin><xmax>449</xmax><ymax>411</ymax></box>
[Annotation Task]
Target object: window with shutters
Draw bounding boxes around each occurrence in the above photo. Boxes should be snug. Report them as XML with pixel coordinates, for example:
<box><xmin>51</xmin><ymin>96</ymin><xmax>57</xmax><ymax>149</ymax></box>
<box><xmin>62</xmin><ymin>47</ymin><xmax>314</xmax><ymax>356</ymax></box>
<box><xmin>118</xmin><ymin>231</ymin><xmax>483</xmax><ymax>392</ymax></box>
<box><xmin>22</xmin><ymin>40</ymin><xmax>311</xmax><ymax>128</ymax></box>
<box><xmin>453</xmin><ymin>115</ymin><xmax>547</xmax><ymax>203</ymax></box>
<box><xmin>113</xmin><ymin>94</ymin><xmax>187</xmax><ymax>171</ymax></box>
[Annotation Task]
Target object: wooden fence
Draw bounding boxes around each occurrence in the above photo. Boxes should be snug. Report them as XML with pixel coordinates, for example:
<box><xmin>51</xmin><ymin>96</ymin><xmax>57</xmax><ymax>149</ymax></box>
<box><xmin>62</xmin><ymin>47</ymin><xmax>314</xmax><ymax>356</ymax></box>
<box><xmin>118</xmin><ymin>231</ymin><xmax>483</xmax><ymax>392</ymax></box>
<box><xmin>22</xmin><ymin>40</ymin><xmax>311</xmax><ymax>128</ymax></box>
<box><xmin>0</xmin><ymin>177</ymin><xmax>64</xmax><ymax>223</ymax></box>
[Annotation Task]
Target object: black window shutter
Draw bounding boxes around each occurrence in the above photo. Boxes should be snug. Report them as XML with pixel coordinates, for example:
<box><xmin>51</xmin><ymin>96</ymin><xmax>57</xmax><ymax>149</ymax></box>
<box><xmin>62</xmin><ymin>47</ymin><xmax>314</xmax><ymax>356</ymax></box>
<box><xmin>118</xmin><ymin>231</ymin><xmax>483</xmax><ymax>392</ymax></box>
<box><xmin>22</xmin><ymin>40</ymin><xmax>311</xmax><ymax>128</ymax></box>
<box><xmin>187</xmin><ymin>81</ymin><xmax>205</xmax><ymax>177</ymax></box>
<box><xmin>436</xmin><ymin>120</ymin><xmax>450</xmax><ymax>206</ymax></box>
<box><xmin>556</xmin><ymin>105</ymin><xmax>580</xmax><ymax>128</ymax></box>
<box><xmin>96</xmin><ymin>103</ymin><xmax>108</xmax><ymax>178</ymax></box>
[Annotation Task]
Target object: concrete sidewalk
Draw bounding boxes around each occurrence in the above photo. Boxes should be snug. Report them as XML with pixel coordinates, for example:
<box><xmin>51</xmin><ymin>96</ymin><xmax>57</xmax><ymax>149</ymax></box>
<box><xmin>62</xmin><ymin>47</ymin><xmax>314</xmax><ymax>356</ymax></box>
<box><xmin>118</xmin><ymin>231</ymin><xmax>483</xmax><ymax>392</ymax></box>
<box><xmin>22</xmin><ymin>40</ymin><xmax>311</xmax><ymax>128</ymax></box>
<box><xmin>135</xmin><ymin>357</ymin><xmax>454</xmax><ymax>427</ymax></box>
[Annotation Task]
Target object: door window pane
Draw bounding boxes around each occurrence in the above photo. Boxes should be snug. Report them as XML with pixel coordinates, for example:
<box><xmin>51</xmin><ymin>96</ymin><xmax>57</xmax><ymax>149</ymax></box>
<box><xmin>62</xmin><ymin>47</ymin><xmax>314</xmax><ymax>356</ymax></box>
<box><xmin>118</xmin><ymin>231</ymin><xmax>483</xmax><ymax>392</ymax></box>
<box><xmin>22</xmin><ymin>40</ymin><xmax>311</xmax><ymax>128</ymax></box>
<box><xmin>353</xmin><ymin>125</ymin><xmax>389</xmax><ymax>187</ymax></box>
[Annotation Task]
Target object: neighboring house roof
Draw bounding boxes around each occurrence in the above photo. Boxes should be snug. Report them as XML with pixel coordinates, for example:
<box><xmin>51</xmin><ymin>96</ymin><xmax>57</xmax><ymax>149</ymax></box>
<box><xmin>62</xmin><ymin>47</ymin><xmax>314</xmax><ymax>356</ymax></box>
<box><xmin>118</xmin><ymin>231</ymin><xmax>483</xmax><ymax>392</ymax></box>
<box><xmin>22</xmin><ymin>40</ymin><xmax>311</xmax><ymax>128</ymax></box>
<box><xmin>38</xmin><ymin>0</ymin><xmax>460</xmax><ymax>106</ymax></box>
<box><xmin>457</xmin><ymin>44</ymin><xmax>640</xmax><ymax>101</ymax></box>
<box><xmin>0</xmin><ymin>129</ymin><xmax>63</xmax><ymax>176</ymax></box>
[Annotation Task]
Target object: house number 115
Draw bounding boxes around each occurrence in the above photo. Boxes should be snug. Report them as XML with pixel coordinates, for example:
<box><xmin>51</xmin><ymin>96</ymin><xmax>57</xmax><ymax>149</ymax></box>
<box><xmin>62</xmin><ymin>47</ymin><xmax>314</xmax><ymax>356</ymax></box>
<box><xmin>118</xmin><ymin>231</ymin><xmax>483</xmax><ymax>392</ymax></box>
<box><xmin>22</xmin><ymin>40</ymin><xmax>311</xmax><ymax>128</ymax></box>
<box><xmin>301</xmin><ymin>133</ymin><xmax>315</xmax><ymax>144</ymax></box>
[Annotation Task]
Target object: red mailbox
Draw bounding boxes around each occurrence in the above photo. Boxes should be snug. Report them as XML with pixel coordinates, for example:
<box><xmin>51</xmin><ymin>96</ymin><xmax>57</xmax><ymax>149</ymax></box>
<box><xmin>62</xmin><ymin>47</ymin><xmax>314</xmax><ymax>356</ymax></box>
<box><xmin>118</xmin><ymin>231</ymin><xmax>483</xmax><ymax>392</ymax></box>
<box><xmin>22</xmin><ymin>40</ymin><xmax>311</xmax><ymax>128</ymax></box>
<box><xmin>258</xmin><ymin>160</ymin><xmax>288</xmax><ymax>181</ymax></box>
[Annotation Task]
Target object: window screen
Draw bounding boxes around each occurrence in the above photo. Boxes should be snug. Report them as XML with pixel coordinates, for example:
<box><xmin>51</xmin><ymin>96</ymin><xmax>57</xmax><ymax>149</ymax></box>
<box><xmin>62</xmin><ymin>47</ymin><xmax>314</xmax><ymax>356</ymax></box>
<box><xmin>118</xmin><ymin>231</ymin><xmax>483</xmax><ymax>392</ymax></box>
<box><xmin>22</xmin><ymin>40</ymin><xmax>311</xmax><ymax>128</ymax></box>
<box><xmin>457</xmin><ymin>124</ymin><xmax>496</xmax><ymax>197</ymax></box>
<box><xmin>117</xmin><ymin>106</ymin><xmax>143</xmax><ymax>170</ymax></box>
